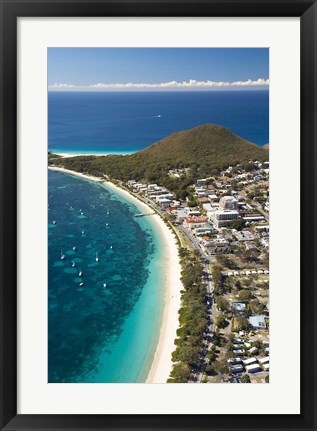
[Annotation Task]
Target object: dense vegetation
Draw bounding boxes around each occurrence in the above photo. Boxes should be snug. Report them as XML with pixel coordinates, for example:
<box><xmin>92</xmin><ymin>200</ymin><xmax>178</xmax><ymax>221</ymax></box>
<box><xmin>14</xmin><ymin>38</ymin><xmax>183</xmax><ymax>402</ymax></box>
<box><xmin>167</xmin><ymin>248</ymin><xmax>208</xmax><ymax>383</ymax></box>
<box><xmin>48</xmin><ymin>124</ymin><xmax>269</xmax><ymax>196</ymax></box>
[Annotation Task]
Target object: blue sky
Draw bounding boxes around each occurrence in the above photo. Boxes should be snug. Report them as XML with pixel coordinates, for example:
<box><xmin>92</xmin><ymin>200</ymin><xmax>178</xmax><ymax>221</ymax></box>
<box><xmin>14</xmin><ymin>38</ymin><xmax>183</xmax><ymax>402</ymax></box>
<box><xmin>48</xmin><ymin>48</ymin><xmax>269</xmax><ymax>91</ymax></box>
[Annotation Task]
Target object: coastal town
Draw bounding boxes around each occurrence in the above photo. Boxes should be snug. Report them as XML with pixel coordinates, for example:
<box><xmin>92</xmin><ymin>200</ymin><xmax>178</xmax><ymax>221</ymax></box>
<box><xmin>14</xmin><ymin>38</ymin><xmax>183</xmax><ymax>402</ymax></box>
<box><xmin>122</xmin><ymin>160</ymin><xmax>270</xmax><ymax>383</ymax></box>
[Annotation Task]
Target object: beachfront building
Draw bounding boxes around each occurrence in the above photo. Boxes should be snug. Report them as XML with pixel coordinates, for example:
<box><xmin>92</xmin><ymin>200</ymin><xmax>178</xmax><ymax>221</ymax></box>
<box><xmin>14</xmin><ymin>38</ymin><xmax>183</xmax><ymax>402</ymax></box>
<box><xmin>156</xmin><ymin>197</ymin><xmax>172</xmax><ymax>208</ymax></box>
<box><xmin>184</xmin><ymin>216</ymin><xmax>208</xmax><ymax>230</ymax></box>
<box><xmin>193</xmin><ymin>223</ymin><xmax>215</xmax><ymax>236</ymax></box>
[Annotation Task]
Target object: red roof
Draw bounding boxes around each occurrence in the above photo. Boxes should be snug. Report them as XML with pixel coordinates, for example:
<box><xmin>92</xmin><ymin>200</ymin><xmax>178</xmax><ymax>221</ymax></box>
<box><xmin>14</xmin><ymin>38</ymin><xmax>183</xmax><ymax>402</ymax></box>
<box><xmin>185</xmin><ymin>217</ymin><xmax>208</xmax><ymax>223</ymax></box>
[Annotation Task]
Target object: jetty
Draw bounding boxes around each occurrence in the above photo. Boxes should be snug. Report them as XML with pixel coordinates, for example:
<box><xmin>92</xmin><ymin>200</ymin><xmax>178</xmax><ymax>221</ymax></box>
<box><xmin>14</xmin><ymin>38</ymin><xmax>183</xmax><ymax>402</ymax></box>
<box><xmin>134</xmin><ymin>213</ymin><xmax>155</xmax><ymax>217</ymax></box>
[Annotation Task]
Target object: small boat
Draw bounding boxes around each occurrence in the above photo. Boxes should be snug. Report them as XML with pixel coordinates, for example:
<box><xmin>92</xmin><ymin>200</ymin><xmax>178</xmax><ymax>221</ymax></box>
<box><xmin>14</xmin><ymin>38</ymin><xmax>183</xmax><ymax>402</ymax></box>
<box><xmin>110</xmin><ymin>245</ymin><xmax>113</xmax><ymax>249</ymax></box>
<box><xmin>60</xmin><ymin>250</ymin><xmax>65</xmax><ymax>260</ymax></box>
<box><xmin>106</xmin><ymin>223</ymin><xmax>109</xmax><ymax>227</ymax></box>
<box><xmin>72</xmin><ymin>246</ymin><xmax>77</xmax><ymax>251</ymax></box>
<box><xmin>81</xmin><ymin>230</ymin><xmax>85</xmax><ymax>234</ymax></box>
<box><xmin>78</xmin><ymin>268</ymin><xmax>83</xmax><ymax>277</ymax></box>
<box><xmin>80</xmin><ymin>212</ymin><xmax>84</xmax><ymax>216</ymax></box>
<box><xmin>79</xmin><ymin>282</ymin><xmax>84</xmax><ymax>287</ymax></box>
<box><xmin>156</xmin><ymin>114</ymin><xmax>161</xmax><ymax>118</ymax></box>
<box><xmin>71</xmin><ymin>261</ymin><xmax>76</xmax><ymax>267</ymax></box>
<box><xmin>103</xmin><ymin>283</ymin><xmax>107</xmax><ymax>288</ymax></box>
<box><xmin>95</xmin><ymin>252</ymin><xmax>99</xmax><ymax>262</ymax></box>
<box><xmin>52</xmin><ymin>220</ymin><xmax>56</xmax><ymax>225</ymax></box>
<box><xmin>106</xmin><ymin>209</ymin><xmax>110</xmax><ymax>215</ymax></box>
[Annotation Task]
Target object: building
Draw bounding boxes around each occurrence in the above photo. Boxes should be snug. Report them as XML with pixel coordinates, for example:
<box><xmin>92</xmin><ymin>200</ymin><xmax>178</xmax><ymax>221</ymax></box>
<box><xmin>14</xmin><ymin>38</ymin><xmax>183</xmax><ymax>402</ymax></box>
<box><xmin>219</xmin><ymin>196</ymin><xmax>238</xmax><ymax>210</ymax></box>
<box><xmin>243</xmin><ymin>357</ymin><xmax>257</xmax><ymax>366</ymax></box>
<box><xmin>196</xmin><ymin>178</ymin><xmax>207</xmax><ymax>187</ymax></box>
<box><xmin>184</xmin><ymin>217</ymin><xmax>208</xmax><ymax>230</ymax></box>
<box><xmin>258</xmin><ymin>356</ymin><xmax>270</xmax><ymax>364</ymax></box>
<box><xmin>156</xmin><ymin>198</ymin><xmax>172</xmax><ymax>208</ymax></box>
<box><xmin>176</xmin><ymin>209</ymin><xmax>188</xmax><ymax>223</ymax></box>
<box><xmin>232</xmin><ymin>303</ymin><xmax>246</xmax><ymax>312</ymax></box>
<box><xmin>249</xmin><ymin>315</ymin><xmax>267</xmax><ymax>329</ymax></box>
<box><xmin>229</xmin><ymin>364</ymin><xmax>244</xmax><ymax>374</ymax></box>
<box><xmin>245</xmin><ymin>363</ymin><xmax>261</xmax><ymax>373</ymax></box>
<box><xmin>194</xmin><ymin>224</ymin><xmax>215</xmax><ymax>236</ymax></box>
<box><xmin>211</xmin><ymin>210</ymin><xmax>239</xmax><ymax>228</ymax></box>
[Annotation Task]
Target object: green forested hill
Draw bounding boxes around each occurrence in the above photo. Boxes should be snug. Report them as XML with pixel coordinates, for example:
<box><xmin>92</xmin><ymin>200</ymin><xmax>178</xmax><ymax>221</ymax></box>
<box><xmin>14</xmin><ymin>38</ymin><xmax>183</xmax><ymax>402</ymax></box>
<box><xmin>48</xmin><ymin>124</ymin><xmax>268</xmax><ymax>186</ymax></box>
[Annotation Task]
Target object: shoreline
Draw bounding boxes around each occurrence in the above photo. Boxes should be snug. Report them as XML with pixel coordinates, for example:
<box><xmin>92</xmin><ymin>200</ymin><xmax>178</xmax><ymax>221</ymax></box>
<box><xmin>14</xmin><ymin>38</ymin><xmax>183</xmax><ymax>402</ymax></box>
<box><xmin>51</xmin><ymin>152</ymin><xmax>134</xmax><ymax>158</ymax></box>
<box><xmin>48</xmin><ymin>166</ymin><xmax>182</xmax><ymax>383</ymax></box>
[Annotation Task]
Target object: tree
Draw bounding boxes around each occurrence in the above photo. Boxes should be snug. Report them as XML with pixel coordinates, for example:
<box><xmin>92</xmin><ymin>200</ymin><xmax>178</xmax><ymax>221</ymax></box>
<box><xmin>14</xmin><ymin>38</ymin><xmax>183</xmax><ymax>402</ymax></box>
<box><xmin>241</xmin><ymin>374</ymin><xmax>251</xmax><ymax>383</ymax></box>
<box><xmin>238</xmin><ymin>290</ymin><xmax>253</xmax><ymax>302</ymax></box>
<box><xmin>216</xmin><ymin>296</ymin><xmax>230</xmax><ymax>312</ymax></box>
<box><xmin>235</xmin><ymin>316</ymin><xmax>250</xmax><ymax>331</ymax></box>
<box><xmin>234</xmin><ymin>280</ymin><xmax>242</xmax><ymax>290</ymax></box>
<box><xmin>215</xmin><ymin>314</ymin><xmax>228</xmax><ymax>329</ymax></box>
<box><xmin>168</xmin><ymin>363</ymin><xmax>191</xmax><ymax>383</ymax></box>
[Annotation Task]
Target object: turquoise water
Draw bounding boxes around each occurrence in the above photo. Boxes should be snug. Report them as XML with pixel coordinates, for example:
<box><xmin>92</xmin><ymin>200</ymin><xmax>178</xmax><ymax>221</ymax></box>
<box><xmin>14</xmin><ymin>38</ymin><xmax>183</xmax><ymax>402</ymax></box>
<box><xmin>48</xmin><ymin>170</ymin><xmax>166</xmax><ymax>383</ymax></box>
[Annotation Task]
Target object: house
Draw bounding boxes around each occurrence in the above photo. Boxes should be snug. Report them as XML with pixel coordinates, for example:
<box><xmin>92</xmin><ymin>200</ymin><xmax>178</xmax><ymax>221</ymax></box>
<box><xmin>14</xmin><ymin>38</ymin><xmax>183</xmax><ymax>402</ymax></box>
<box><xmin>233</xmin><ymin>338</ymin><xmax>244</xmax><ymax>344</ymax></box>
<box><xmin>243</xmin><ymin>357</ymin><xmax>257</xmax><ymax>366</ymax></box>
<box><xmin>230</xmin><ymin>364</ymin><xmax>244</xmax><ymax>374</ymax></box>
<box><xmin>258</xmin><ymin>356</ymin><xmax>270</xmax><ymax>364</ymax></box>
<box><xmin>196</xmin><ymin>178</ymin><xmax>207</xmax><ymax>187</ymax></box>
<box><xmin>232</xmin><ymin>303</ymin><xmax>246</xmax><ymax>312</ymax></box>
<box><xmin>245</xmin><ymin>363</ymin><xmax>261</xmax><ymax>373</ymax></box>
<box><xmin>227</xmin><ymin>358</ymin><xmax>242</xmax><ymax>364</ymax></box>
<box><xmin>233</xmin><ymin>349</ymin><xmax>244</xmax><ymax>355</ymax></box>
<box><xmin>249</xmin><ymin>315</ymin><xmax>267</xmax><ymax>329</ymax></box>
<box><xmin>248</xmin><ymin>347</ymin><xmax>258</xmax><ymax>355</ymax></box>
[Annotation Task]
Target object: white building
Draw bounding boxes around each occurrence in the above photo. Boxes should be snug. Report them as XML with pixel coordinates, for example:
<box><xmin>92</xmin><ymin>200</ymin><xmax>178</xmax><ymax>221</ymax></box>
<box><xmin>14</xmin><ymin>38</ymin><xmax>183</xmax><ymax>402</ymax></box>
<box><xmin>245</xmin><ymin>363</ymin><xmax>261</xmax><ymax>373</ymax></box>
<box><xmin>219</xmin><ymin>196</ymin><xmax>238</xmax><ymax>210</ymax></box>
<box><xmin>212</xmin><ymin>210</ymin><xmax>239</xmax><ymax>228</ymax></box>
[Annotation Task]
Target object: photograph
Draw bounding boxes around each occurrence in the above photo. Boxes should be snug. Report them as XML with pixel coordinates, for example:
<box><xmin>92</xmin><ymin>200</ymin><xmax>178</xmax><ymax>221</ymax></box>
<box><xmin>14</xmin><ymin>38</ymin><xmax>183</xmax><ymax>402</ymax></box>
<box><xmin>47</xmin><ymin>47</ymin><xmax>270</xmax><ymax>384</ymax></box>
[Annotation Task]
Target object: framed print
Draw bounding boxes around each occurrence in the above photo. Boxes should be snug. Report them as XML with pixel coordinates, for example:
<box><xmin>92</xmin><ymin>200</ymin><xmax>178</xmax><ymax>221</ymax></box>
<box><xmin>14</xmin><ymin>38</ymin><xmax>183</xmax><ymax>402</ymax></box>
<box><xmin>0</xmin><ymin>1</ymin><xmax>316</xmax><ymax>430</ymax></box>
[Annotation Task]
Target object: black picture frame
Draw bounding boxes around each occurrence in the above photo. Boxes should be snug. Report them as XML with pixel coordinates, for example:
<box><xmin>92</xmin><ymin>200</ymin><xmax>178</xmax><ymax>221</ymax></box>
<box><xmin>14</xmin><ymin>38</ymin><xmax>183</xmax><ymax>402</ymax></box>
<box><xmin>0</xmin><ymin>1</ymin><xmax>316</xmax><ymax>430</ymax></box>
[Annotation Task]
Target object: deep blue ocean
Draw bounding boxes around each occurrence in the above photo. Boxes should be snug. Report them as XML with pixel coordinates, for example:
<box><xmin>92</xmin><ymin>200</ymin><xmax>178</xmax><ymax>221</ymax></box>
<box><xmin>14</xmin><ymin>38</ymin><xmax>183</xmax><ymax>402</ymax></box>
<box><xmin>48</xmin><ymin>91</ymin><xmax>269</xmax><ymax>154</ymax></box>
<box><xmin>48</xmin><ymin>170</ymin><xmax>166</xmax><ymax>383</ymax></box>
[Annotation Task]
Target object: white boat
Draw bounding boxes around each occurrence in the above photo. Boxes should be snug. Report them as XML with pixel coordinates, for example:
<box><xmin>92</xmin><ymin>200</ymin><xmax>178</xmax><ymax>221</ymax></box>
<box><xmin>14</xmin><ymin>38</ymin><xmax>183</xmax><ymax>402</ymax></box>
<box><xmin>106</xmin><ymin>223</ymin><xmax>109</xmax><ymax>227</ymax></box>
<box><xmin>60</xmin><ymin>250</ymin><xmax>65</xmax><ymax>260</ymax></box>
<box><xmin>81</xmin><ymin>230</ymin><xmax>85</xmax><ymax>234</ymax></box>
<box><xmin>72</xmin><ymin>246</ymin><xmax>77</xmax><ymax>251</ymax></box>
<box><xmin>79</xmin><ymin>282</ymin><xmax>84</xmax><ymax>287</ymax></box>
<box><xmin>103</xmin><ymin>283</ymin><xmax>107</xmax><ymax>288</ymax></box>
<box><xmin>78</xmin><ymin>268</ymin><xmax>83</xmax><ymax>277</ymax></box>
<box><xmin>71</xmin><ymin>261</ymin><xmax>76</xmax><ymax>267</ymax></box>
<box><xmin>95</xmin><ymin>252</ymin><xmax>99</xmax><ymax>262</ymax></box>
<box><xmin>52</xmin><ymin>220</ymin><xmax>56</xmax><ymax>225</ymax></box>
<box><xmin>106</xmin><ymin>209</ymin><xmax>110</xmax><ymax>215</ymax></box>
<box><xmin>110</xmin><ymin>245</ymin><xmax>113</xmax><ymax>249</ymax></box>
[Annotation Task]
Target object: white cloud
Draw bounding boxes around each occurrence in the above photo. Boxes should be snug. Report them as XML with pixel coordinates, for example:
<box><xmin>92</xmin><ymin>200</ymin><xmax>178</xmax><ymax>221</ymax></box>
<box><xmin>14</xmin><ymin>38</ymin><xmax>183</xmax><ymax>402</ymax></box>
<box><xmin>49</xmin><ymin>78</ymin><xmax>269</xmax><ymax>90</ymax></box>
<box><xmin>50</xmin><ymin>82</ymin><xmax>75</xmax><ymax>88</ymax></box>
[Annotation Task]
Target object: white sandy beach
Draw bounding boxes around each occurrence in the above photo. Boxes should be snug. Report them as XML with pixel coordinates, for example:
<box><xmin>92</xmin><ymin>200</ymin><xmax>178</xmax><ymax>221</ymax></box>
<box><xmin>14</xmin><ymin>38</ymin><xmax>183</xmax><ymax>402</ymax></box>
<box><xmin>53</xmin><ymin>152</ymin><xmax>133</xmax><ymax>158</ymax></box>
<box><xmin>48</xmin><ymin>166</ymin><xmax>182</xmax><ymax>383</ymax></box>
